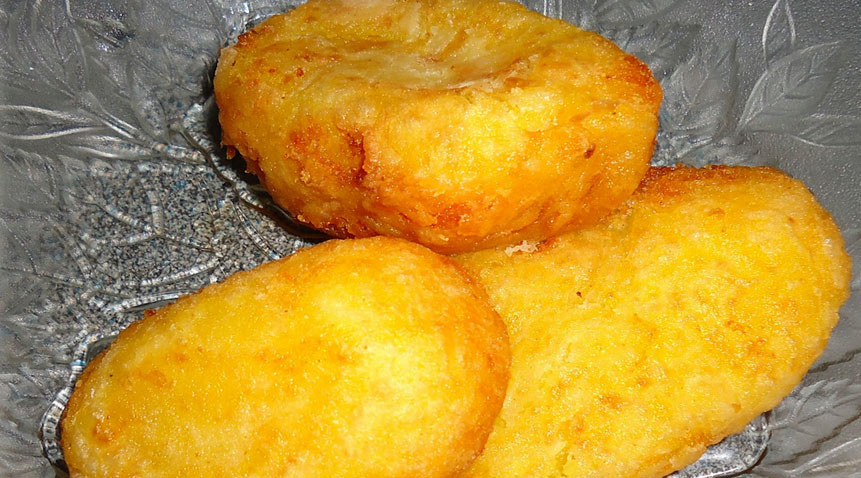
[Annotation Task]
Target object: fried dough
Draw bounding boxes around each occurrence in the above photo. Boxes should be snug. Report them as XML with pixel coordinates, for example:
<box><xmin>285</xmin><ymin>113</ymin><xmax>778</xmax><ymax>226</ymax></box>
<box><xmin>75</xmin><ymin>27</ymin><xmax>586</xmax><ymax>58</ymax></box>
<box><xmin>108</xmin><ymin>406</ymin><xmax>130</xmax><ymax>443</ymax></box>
<box><xmin>455</xmin><ymin>166</ymin><xmax>851</xmax><ymax>478</ymax></box>
<box><xmin>61</xmin><ymin>237</ymin><xmax>510</xmax><ymax>478</ymax></box>
<box><xmin>214</xmin><ymin>0</ymin><xmax>661</xmax><ymax>254</ymax></box>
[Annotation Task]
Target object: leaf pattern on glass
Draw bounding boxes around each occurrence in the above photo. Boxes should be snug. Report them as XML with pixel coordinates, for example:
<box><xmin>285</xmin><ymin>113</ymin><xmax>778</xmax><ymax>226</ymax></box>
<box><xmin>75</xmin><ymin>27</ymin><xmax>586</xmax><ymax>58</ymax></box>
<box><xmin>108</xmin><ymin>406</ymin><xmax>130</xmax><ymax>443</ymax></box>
<box><xmin>0</xmin><ymin>105</ymin><xmax>103</xmax><ymax>141</ymax></box>
<box><xmin>781</xmin><ymin>114</ymin><xmax>861</xmax><ymax>148</ymax></box>
<box><xmin>593</xmin><ymin>0</ymin><xmax>685</xmax><ymax>28</ymax></box>
<box><xmin>754</xmin><ymin>380</ymin><xmax>861</xmax><ymax>477</ymax></box>
<box><xmin>762</xmin><ymin>0</ymin><xmax>796</xmax><ymax>66</ymax></box>
<box><xmin>524</xmin><ymin>0</ymin><xmax>598</xmax><ymax>29</ymax></box>
<box><xmin>533</xmin><ymin>0</ymin><xmax>684</xmax><ymax>31</ymax></box>
<box><xmin>7</xmin><ymin>1</ymin><xmax>88</xmax><ymax>100</ymax></box>
<box><xmin>670</xmin><ymin>415</ymin><xmax>769</xmax><ymax>478</ymax></box>
<box><xmin>735</xmin><ymin>0</ymin><xmax>857</xmax><ymax>152</ymax></box>
<box><xmin>661</xmin><ymin>42</ymin><xmax>738</xmax><ymax>138</ymax></box>
<box><xmin>0</xmin><ymin>3</ymin><xmax>198</xmax><ymax>163</ymax></box>
<box><xmin>738</xmin><ymin>42</ymin><xmax>844</xmax><ymax>133</ymax></box>
<box><xmin>653</xmin><ymin>41</ymin><xmax>751</xmax><ymax>167</ymax></box>
<box><xmin>784</xmin><ymin>437</ymin><xmax>861</xmax><ymax>477</ymax></box>
<box><xmin>772</xmin><ymin>380</ymin><xmax>861</xmax><ymax>450</ymax></box>
<box><xmin>604</xmin><ymin>21</ymin><xmax>700</xmax><ymax>80</ymax></box>
<box><xmin>0</xmin><ymin>372</ymin><xmax>50</xmax><ymax>478</ymax></box>
<box><xmin>753</xmin><ymin>437</ymin><xmax>861</xmax><ymax>478</ymax></box>
<box><xmin>522</xmin><ymin>0</ymin><xmax>562</xmax><ymax>19</ymax></box>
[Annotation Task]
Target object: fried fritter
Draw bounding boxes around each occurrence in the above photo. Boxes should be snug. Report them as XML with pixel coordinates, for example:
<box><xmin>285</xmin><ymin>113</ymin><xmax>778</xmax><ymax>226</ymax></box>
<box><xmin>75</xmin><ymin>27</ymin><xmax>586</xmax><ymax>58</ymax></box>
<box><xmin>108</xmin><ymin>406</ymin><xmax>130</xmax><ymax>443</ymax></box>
<box><xmin>214</xmin><ymin>0</ymin><xmax>661</xmax><ymax>254</ymax></box>
<box><xmin>455</xmin><ymin>166</ymin><xmax>851</xmax><ymax>478</ymax></box>
<box><xmin>61</xmin><ymin>237</ymin><xmax>510</xmax><ymax>478</ymax></box>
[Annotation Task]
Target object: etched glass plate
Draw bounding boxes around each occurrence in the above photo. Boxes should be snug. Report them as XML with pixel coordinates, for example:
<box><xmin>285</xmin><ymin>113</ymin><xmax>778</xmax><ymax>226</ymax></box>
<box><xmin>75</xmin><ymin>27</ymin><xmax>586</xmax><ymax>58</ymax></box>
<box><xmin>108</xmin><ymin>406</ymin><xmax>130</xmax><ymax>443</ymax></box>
<box><xmin>1</xmin><ymin>1</ymin><xmax>859</xmax><ymax>477</ymax></box>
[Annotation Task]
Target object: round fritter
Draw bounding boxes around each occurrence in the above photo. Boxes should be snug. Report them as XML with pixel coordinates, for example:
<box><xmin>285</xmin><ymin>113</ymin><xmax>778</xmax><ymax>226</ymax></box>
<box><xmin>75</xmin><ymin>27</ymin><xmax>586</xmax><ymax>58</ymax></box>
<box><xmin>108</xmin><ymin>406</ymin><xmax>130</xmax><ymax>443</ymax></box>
<box><xmin>214</xmin><ymin>0</ymin><xmax>662</xmax><ymax>254</ymax></box>
<box><xmin>61</xmin><ymin>237</ymin><xmax>510</xmax><ymax>478</ymax></box>
<box><xmin>455</xmin><ymin>166</ymin><xmax>851</xmax><ymax>478</ymax></box>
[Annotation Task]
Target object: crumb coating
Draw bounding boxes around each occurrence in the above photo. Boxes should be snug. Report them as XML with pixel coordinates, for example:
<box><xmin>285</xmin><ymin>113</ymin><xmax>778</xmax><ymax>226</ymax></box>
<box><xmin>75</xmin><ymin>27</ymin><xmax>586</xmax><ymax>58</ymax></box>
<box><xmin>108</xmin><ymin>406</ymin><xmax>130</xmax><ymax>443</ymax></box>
<box><xmin>62</xmin><ymin>237</ymin><xmax>510</xmax><ymax>478</ymax></box>
<box><xmin>455</xmin><ymin>166</ymin><xmax>851</xmax><ymax>478</ymax></box>
<box><xmin>214</xmin><ymin>0</ymin><xmax>662</xmax><ymax>253</ymax></box>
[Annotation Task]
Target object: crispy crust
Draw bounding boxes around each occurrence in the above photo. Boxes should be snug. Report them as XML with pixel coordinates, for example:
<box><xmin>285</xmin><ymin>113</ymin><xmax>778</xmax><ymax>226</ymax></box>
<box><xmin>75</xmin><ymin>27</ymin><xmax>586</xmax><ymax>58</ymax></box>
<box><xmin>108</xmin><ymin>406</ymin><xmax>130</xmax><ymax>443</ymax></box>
<box><xmin>61</xmin><ymin>237</ymin><xmax>510</xmax><ymax>478</ymax></box>
<box><xmin>455</xmin><ymin>166</ymin><xmax>851</xmax><ymax>478</ymax></box>
<box><xmin>214</xmin><ymin>0</ymin><xmax>662</xmax><ymax>253</ymax></box>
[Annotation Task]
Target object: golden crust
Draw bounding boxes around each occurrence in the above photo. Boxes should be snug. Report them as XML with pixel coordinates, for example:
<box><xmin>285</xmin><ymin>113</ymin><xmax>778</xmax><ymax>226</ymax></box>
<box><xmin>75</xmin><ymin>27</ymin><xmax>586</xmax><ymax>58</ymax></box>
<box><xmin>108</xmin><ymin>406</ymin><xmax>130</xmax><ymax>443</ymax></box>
<box><xmin>214</xmin><ymin>0</ymin><xmax>662</xmax><ymax>254</ymax></box>
<box><xmin>61</xmin><ymin>237</ymin><xmax>510</xmax><ymax>478</ymax></box>
<box><xmin>455</xmin><ymin>166</ymin><xmax>851</xmax><ymax>478</ymax></box>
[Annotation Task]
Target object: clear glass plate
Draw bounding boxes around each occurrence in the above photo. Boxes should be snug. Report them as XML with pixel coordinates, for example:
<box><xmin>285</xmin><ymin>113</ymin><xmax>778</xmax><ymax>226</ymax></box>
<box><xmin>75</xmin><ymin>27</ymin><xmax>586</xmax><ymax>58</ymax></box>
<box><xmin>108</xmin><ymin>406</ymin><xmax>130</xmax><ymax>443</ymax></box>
<box><xmin>1</xmin><ymin>1</ymin><xmax>859</xmax><ymax>477</ymax></box>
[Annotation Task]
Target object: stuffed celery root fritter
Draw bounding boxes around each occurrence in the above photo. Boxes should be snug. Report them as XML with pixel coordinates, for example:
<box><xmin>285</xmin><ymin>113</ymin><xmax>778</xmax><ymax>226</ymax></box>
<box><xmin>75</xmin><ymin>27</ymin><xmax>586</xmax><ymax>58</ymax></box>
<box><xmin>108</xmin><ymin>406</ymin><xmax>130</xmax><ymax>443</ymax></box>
<box><xmin>455</xmin><ymin>166</ymin><xmax>851</xmax><ymax>478</ymax></box>
<box><xmin>61</xmin><ymin>237</ymin><xmax>510</xmax><ymax>478</ymax></box>
<box><xmin>214</xmin><ymin>0</ymin><xmax>662</xmax><ymax>253</ymax></box>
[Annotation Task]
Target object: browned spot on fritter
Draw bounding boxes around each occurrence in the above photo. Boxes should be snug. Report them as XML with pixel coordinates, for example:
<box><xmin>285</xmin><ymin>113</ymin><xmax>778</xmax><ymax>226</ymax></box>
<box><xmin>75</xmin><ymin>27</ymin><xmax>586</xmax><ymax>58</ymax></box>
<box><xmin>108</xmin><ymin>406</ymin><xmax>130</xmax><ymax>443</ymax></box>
<box><xmin>584</xmin><ymin>144</ymin><xmax>595</xmax><ymax>158</ymax></box>
<box><xmin>599</xmin><ymin>394</ymin><xmax>624</xmax><ymax>411</ymax></box>
<box><xmin>345</xmin><ymin>131</ymin><xmax>368</xmax><ymax>185</ymax></box>
<box><xmin>436</xmin><ymin>203</ymin><xmax>473</xmax><ymax>229</ymax></box>
<box><xmin>138</xmin><ymin>369</ymin><xmax>171</xmax><ymax>389</ymax></box>
<box><xmin>236</xmin><ymin>24</ymin><xmax>273</xmax><ymax>48</ymax></box>
<box><xmin>565</xmin><ymin>416</ymin><xmax>586</xmax><ymax>435</ymax></box>
<box><xmin>537</xmin><ymin>236</ymin><xmax>560</xmax><ymax>252</ymax></box>
<box><xmin>236</xmin><ymin>31</ymin><xmax>256</xmax><ymax>48</ymax></box>
<box><xmin>225</xmin><ymin>145</ymin><xmax>237</xmax><ymax>159</ymax></box>
<box><xmin>92</xmin><ymin>416</ymin><xmax>123</xmax><ymax>444</ymax></box>
<box><xmin>725</xmin><ymin>320</ymin><xmax>749</xmax><ymax>334</ymax></box>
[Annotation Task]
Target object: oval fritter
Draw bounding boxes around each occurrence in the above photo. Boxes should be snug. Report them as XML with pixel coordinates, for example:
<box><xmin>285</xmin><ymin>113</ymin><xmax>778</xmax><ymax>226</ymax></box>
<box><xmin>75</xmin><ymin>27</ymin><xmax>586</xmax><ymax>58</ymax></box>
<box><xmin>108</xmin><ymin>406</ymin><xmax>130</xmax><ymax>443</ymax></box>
<box><xmin>61</xmin><ymin>237</ymin><xmax>510</xmax><ymax>478</ymax></box>
<box><xmin>455</xmin><ymin>166</ymin><xmax>851</xmax><ymax>478</ymax></box>
<box><xmin>214</xmin><ymin>0</ymin><xmax>662</xmax><ymax>254</ymax></box>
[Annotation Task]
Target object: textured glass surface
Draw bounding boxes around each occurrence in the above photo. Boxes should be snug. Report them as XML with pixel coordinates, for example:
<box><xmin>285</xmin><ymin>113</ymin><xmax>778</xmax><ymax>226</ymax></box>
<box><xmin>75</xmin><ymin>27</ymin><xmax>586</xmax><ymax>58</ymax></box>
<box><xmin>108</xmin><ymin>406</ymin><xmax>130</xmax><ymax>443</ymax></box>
<box><xmin>1</xmin><ymin>1</ymin><xmax>859</xmax><ymax>477</ymax></box>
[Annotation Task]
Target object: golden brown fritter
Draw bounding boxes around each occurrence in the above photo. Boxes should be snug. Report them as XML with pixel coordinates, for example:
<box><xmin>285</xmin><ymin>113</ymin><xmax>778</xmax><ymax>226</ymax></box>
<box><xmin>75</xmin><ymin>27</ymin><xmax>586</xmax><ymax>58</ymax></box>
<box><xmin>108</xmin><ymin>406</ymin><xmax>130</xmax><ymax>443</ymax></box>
<box><xmin>61</xmin><ymin>237</ymin><xmax>510</xmax><ymax>478</ymax></box>
<box><xmin>214</xmin><ymin>0</ymin><xmax>662</xmax><ymax>254</ymax></box>
<box><xmin>455</xmin><ymin>166</ymin><xmax>851</xmax><ymax>478</ymax></box>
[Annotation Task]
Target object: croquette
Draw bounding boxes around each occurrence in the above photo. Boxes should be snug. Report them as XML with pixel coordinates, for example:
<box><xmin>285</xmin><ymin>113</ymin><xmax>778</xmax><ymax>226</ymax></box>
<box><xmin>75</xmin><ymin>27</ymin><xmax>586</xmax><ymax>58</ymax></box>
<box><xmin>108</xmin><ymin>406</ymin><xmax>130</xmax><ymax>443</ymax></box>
<box><xmin>214</xmin><ymin>0</ymin><xmax>662</xmax><ymax>254</ymax></box>
<box><xmin>61</xmin><ymin>237</ymin><xmax>510</xmax><ymax>478</ymax></box>
<box><xmin>455</xmin><ymin>166</ymin><xmax>851</xmax><ymax>478</ymax></box>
